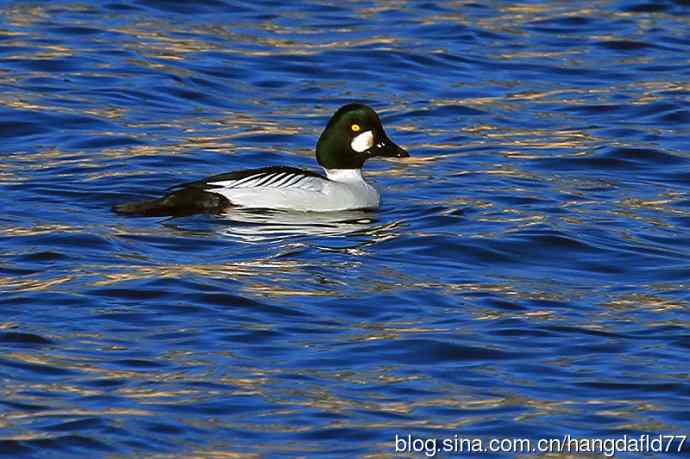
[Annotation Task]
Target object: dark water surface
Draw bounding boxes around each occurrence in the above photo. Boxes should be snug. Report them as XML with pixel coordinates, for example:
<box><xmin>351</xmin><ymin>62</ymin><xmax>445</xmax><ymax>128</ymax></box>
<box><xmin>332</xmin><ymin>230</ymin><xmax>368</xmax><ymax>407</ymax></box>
<box><xmin>1</xmin><ymin>1</ymin><xmax>690</xmax><ymax>458</ymax></box>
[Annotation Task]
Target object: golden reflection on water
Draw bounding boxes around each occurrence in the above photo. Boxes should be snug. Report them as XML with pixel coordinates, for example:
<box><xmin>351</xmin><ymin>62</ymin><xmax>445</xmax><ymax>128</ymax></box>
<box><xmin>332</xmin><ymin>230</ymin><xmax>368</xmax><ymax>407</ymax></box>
<box><xmin>3</xmin><ymin>407</ymin><xmax>151</xmax><ymax>424</ymax></box>
<box><xmin>11</xmin><ymin>44</ymin><xmax>74</xmax><ymax>60</ymax></box>
<box><xmin>620</xmin><ymin>195</ymin><xmax>690</xmax><ymax>217</ymax></box>
<box><xmin>348</xmin><ymin>323</ymin><xmax>450</xmax><ymax>343</ymax></box>
<box><xmin>601</xmin><ymin>293</ymin><xmax>687</xmax><ymax>313</ymax></box>
<box><xmin>0</xmin><ymin>223</ymin><xmax>77</xmax><ymax>236</ymax></box>
<box><xmin>0</xmin><ymin>275</ymin><xmax>75</xmax><ymax>292</ymax></box>
<box><xmin>477</xmin><ymin>127</ymin><xmax>597</xmax><ymax>152</ymax></box>
<box><xmin>91</xmin><ymin>260</ymin><xmax>308</xmax><ymax>286</ymax></box>
<box><xmin>4</xmin><ymin>5</ymin><xmax>49</xmax><ymax>27</ymax></box>
<box><xmin>0</xmin><ymin>95</ymin><xmax>62</xmax><ymax>114</ymax></box>
<box><xmin>111</xmin><ymin>15</ymin><xmax>400</xmax><ymax>58</ymax></box>
<box><xmin>84</xmin><ymin>106</ymin><xmax>127</xmax><ymax>120</ymax></box>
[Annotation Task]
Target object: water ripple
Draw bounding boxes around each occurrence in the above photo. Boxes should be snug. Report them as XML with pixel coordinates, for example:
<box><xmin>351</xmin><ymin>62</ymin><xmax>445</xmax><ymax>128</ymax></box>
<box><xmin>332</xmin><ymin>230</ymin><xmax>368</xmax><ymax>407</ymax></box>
<box><xmin>1</xmin><ymin>0</ymin><xmax>690</xmax><ymax>458</ymax></box>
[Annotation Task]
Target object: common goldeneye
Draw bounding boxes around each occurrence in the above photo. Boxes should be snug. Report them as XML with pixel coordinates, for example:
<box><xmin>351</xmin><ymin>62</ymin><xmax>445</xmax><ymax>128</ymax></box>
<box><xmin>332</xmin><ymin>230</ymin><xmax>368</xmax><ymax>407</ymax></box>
<box><xmin>113</xmin><ymin>103</ymin><xmax>409</xmax><ymax>216</ymax></box>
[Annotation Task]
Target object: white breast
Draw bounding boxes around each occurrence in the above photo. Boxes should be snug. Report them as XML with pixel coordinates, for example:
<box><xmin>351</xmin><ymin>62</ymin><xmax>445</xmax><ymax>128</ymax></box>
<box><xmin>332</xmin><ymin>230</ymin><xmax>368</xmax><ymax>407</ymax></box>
<box><xmin>207</xmin><ymin>169</ymin><xmax>379</xmax><ymax>212</ymax></box>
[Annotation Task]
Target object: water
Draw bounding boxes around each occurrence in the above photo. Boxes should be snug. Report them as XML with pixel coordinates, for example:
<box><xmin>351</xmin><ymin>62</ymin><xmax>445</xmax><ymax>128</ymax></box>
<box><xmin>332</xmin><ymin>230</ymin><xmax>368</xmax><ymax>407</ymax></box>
<box><xmin>1</xmin><ymin>1</ymin><xmax>690</xmax><ymax>457</ymax></box>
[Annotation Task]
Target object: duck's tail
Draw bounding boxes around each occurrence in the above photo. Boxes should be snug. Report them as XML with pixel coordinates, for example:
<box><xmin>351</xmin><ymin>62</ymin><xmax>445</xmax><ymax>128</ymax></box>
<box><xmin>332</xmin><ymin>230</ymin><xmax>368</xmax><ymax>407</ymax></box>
<box><xmin>112</xmin><ymin>198</ymin><xmax>171</xmax><ymax>217</ymax></box>
<box><xmin>112</xmin><ymin>189</ymin><xmax>230</xmax><ymax>217</ymax></box>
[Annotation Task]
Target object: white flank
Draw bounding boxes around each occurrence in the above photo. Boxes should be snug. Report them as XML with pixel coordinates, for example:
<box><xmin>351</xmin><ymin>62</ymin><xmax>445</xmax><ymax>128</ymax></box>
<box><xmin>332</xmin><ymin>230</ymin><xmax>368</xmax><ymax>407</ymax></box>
<box><xmin>208</xmin><ymin>168</ymin><xmax>380</xmax><ymax>212</ymax></box>
<box><xmin>350</xmin><ymin>130</ymin><xmax>374</xmax><ymax>153</ymax></box>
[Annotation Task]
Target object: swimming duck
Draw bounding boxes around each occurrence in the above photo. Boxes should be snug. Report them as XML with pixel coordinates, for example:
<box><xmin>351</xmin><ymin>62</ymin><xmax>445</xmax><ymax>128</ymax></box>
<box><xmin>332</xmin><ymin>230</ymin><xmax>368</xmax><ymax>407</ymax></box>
<box><xmin>113</xmin><ymin>103</ymin><xmax>408</xmax><ymax>216</ymax></box>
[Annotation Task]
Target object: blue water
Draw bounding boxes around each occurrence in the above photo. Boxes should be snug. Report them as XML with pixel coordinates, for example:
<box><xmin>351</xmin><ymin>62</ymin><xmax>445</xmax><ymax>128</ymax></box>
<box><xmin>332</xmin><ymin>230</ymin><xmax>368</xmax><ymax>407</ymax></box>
<box><xmin>1</xmin><ymin>1</ymin><xmax>690</xmax><ymax>458</ymax></box>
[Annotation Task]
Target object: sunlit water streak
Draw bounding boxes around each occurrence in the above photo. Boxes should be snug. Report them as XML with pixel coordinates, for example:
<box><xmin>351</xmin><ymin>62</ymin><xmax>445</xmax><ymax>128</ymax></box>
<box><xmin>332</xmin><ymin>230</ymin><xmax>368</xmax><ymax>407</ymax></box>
<box><xmin>1</xmin><ymin>1</ymin><xmax>690</xmax><ymax>458</ymax></box>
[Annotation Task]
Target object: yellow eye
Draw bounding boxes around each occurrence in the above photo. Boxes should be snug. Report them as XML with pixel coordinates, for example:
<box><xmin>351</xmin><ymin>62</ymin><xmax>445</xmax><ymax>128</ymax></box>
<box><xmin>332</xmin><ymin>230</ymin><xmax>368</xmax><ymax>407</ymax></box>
<box><xmin>351</xmin><ymin>124</ymin><xmax>361</xmax><ymax>132</ymax></box>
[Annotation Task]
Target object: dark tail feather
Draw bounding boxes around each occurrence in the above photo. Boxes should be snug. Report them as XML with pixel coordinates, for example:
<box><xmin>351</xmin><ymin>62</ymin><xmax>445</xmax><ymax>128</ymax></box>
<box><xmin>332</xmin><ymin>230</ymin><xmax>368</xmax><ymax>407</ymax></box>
<box><xmin>113</xmin><ymin>189</ymin><xmax>231</xmax><ymax>217</ymax></box>
<box><xmin>113</xmin><ymin>198</ymin><xmax>172</xmax><ymax>217</ymax></box>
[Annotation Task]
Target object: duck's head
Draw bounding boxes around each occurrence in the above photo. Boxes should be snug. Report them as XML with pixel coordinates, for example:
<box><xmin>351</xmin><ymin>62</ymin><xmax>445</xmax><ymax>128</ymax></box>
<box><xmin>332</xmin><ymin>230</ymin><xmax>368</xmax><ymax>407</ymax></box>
<box><xmin>316</xmin><ymin>103</ymin><xmax>409</xmax><ymax>170</ymax></box>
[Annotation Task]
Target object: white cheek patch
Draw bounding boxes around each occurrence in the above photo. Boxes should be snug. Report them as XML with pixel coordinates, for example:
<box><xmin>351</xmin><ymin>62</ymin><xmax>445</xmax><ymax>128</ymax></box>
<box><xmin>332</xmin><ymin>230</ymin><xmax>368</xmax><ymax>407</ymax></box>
<box><xmin>350</xmin><ymin>130</ymin><xmax>374</xmax><ymax>153</ymax></box>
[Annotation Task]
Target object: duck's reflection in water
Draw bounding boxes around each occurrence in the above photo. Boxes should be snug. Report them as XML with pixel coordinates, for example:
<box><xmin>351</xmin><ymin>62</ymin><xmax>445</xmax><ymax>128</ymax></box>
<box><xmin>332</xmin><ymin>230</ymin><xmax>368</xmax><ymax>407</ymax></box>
<box><xmin>213</xmin><ymin>208</ymin><xmax>384</xmax><ymax>243</ymax></box>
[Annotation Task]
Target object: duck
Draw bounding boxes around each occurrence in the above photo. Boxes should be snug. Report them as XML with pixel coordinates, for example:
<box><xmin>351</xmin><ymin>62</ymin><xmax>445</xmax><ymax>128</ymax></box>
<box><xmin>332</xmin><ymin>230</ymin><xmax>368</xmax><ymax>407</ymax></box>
<box><xmin>113</xmin><ymin>103</ymin><xmax>409</xmax><ymax>217</ymax></box>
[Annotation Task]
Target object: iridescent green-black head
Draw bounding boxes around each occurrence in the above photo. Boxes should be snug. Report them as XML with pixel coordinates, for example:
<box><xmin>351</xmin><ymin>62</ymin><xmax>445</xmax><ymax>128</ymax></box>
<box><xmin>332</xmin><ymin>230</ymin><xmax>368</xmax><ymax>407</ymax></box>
<box><xmin>316</xmin><ymin>103</ymin><xmax>409</xmax><ymax>170</ymax></box>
